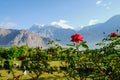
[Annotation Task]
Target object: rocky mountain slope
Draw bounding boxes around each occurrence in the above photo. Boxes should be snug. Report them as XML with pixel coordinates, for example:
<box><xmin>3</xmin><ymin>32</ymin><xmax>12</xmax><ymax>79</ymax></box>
<box><xmin>0</xmin><ymin>28</ymin><xmax>50</xmax><ymax>47</ymax></box>
<box><xmin>78</xmin><ymin>15</ymin><xmax>120</xmax><ymax>48</ymax></box>
<box><xmin>1</xmin><ymin>15</ymin><xmax>120</xmax><ymax>48</ymax></box>
<box><xmin>29</xmin><ymin>15</ymin><xmax>120</xmax><ymax>48</ymax></box>
<box><xmin>29</xmin><ymin>24</ymin><xmax>76</xmax><ymax>44</ymax></box>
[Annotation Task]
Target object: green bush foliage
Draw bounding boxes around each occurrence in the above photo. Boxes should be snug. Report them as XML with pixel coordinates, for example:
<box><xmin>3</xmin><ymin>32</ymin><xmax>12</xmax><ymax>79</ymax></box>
<box><xmin>0</xmin><ymin>32</ymin><xmax>120</xmax><ymax>80</ymax></box>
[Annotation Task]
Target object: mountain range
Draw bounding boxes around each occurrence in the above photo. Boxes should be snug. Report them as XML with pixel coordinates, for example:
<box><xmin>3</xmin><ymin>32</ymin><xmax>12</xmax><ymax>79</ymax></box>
<box><xmin>0</xmin><ymin>28</ymin><xmax>50</xmax><ymax>48</ymax></box>
<box><xmin>0</xmin><ymin>15</ymin><xmax>120</xmax><ymax>48</ymax></box>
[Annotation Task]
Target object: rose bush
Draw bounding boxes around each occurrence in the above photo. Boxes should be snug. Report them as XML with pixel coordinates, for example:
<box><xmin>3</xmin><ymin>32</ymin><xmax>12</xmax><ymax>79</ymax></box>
<box><xmin>71</xmin><ymin>33</ymin><xmax>83</xmax><ymax>43</ymax></box>
<box><xmin>0</xmin><ymin>32</ymin><xmax>120</xmax><ymax>80</ymax></box>
<box><xmin>110</xmin><ymin>32</ymin><xmax>118</xmax><ymax>37</ymax></box>
<box><xmin>59</xmin><ymin>32</ymin><xmax>120</xmax><ymax>80</ymax></box>
<box><xmin>18</xmin><ymin>56</ymin><xmax>25</xmax><ymax>60</ymax></box>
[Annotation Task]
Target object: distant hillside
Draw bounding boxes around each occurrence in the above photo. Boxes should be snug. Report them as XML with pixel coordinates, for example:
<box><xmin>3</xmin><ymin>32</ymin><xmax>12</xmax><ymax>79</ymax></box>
<box><xmin>29</xmin><ymin>24</ymin><xmax>76</xmax><ymax>44</ymax></box>
<box><xmin>1</xmin><ymin>15</ymin><xmax>120</xmax><ymax>48</ymax></box>
<box><xmin>78</xmin><ymin>15</ymin><xmax>120</xmax><ymax>48</ymax></box>
<box><xmin>0</xmin><ymin>28</ymin><xmax>50</xmax><ymax>47</ymax></box>
<box><xmin>29</xmin><ymin>15</ymin><xmax>120</xmax><ymax>48</ymax></box>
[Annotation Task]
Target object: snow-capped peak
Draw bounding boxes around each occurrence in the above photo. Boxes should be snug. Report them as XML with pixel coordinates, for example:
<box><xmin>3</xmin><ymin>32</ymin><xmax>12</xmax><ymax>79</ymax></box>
<box><xmin>51</xmin><ymin>20</ymin><xmax>74</xmax><ymax>29</ymax></box>
<box><xmin>32</xmin><ymin>23</ymin><xmax>45</xmax><ymax>28</ymax></box>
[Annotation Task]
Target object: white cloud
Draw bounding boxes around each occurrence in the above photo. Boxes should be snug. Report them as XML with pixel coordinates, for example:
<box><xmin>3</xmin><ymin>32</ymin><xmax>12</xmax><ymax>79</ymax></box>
<box><xmin>74</xmin><ymin>25</ymin><xmax>85</xmax><ymax>31</ymax></box>
<box><xmin>102</xmin><ymin>2</ymin><xmax>111</xmax><ymax>10</ymax></box>
<box><xmin>51</xmin><ymin>20</ymin><xmax>74</xmax><ymax>29</ymax></box>
<box><xmin>0</xmin><ymin>22</ymin><xmax>20</xmax><ymax>29</ymax></box>
<box><xmin>88</xmin><ymin>19</ymin><xmax>99</xmax><ymax>26</ymax></box>
<box><xmin>80</xmin><ymin>25</ymin><xmax>85</xmax><ymax>28</ymax></box>
<box><xmin>96</xmin><ymin>0</ymin><xmax>103</xmax><ymax>5</ymax></box>
<box><xmin>96</xmin><ymin>0</ymin><xmax>112</xmax><ymax>10</ymax></box>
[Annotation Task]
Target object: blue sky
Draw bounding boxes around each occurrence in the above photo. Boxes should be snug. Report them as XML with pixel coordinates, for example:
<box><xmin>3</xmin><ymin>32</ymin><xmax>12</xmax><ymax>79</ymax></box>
<box><xmin>0</xmin><ymin>0</ymin><xmax>120</xmax><ymax>29</ymax></box>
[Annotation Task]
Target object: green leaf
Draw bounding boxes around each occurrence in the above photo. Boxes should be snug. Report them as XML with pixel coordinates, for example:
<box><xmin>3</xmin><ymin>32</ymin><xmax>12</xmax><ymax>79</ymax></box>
<box><xmin>80</xmin><ymin>42</ymin><xmax>88</xmax><ymax>48</ymax></box>
<box><xmin>66</xmin><ymin>43</ymin><xmax>74</xmax><ymax>46</ymax></box>
<box><xmin>107</xmin><ymin>54</ymin><xmax>118</xmax><ymax>59</ymax></box>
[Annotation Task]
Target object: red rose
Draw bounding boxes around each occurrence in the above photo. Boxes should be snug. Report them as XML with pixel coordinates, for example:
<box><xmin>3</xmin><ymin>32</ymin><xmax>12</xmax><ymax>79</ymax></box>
<box><xmin>71</xmin><ymin>33</ymin><xmax>83</xmax><ymax>43</ymax></box>
<box><xmin>18</xmin><ymin>56</ymin><xmax>24</xmax><ymax>60</ymax></box>
<box><xmin>110</xmin><ymin>32</ymin><xmax>118</xmax><ymax>37</ymax></box>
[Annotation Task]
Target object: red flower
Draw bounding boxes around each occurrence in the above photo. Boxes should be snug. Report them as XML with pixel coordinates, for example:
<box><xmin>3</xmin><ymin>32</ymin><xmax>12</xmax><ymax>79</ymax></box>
<box><xmin>71</xmin><ymin>33</ymin><xmax>83</xmax><ymax>43</ymax></box>
<box><xmin>18</xmin><ymin>56</ymin><xmax>25</xmax><ymax>60</ymax></box>
<box><xmin>110</xmin><ymin>32</ymin><xmax>118</xmax><ymax>37</ymax></box>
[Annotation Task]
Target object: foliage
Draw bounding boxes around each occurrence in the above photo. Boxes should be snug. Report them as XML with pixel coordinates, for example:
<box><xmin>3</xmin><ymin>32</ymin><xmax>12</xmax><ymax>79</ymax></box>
<box><xmin>0</xmin><ymin>32</ymin><xmax>120</xmax><ymax>80</ymax></box>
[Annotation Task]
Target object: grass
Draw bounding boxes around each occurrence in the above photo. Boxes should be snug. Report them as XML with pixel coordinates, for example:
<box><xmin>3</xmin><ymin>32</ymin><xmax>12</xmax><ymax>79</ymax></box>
<box><xmin>0</xmin><ymin>61</ymin><xmax>64</xmax><ymax>80</ymax></box>
<box><xmin>0</xmin><ymin>70</ymin><xmax>66</xmax><ymax>80</ymax></box>
<box><xmin>0</xmin><ymin>61</ymin><xmax>92</xmax><ymax>80</ymax></box>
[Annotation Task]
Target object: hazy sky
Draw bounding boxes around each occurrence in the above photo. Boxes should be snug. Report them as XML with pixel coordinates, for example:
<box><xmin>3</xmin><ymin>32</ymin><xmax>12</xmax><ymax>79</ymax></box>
<box><xmin>0</xmin><ymin>0</ymin><xmax>120</xmax><ymax>29</ymax></box>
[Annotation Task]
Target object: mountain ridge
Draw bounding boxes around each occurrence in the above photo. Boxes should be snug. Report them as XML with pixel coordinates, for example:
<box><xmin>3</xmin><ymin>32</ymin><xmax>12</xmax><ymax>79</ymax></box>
<box><xmin>29</xmin><ymin>15</ymin><xmax>120</xmax><ymax>48</ymax></box>
<box><xmin>0</xmin><ymin>28</ymin><xmax>50</xmax><ymax>47</ymax></box>
<box><xmin>0</xmin><ymin>15</ymin><xmax>120</xmax><ymax>48</ymax></box>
